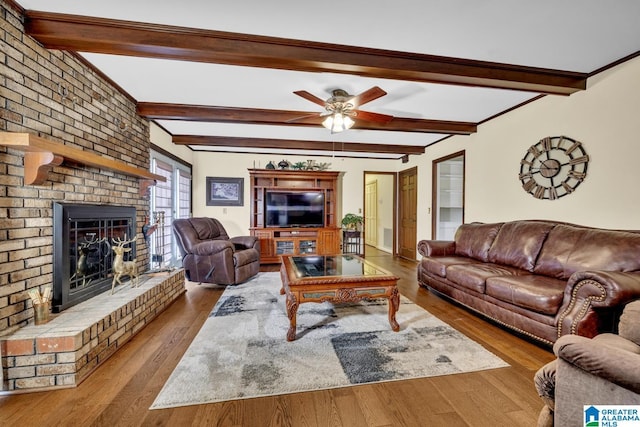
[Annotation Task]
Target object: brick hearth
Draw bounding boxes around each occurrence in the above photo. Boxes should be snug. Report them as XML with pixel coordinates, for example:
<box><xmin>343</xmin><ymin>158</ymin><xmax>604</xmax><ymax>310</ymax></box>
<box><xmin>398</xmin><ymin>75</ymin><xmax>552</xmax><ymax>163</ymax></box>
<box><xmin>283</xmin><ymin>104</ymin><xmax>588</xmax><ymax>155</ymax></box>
<box><xmin>0</xmin><ymin>269</ymin><xmax>185</xmax><ymax>392</ymax></box>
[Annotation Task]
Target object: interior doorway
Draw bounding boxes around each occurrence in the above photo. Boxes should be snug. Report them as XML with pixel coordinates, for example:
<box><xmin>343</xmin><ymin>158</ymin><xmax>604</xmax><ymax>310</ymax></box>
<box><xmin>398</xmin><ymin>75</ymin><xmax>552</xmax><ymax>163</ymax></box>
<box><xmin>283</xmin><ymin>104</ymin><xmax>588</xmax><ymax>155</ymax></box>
<box><xmin>363</xmin><ymin>172</ymin><xmax>396</xmax><ymax>255</ymax></box>
<box><xmin>432</xmin><ymin>151</ymin><xmax>465</xmax><ymax>240</ymax></box>
<box><xmin>365</xmin><ymin>180</ymin><xmax>378</xmax><ymax>247</ymax></box>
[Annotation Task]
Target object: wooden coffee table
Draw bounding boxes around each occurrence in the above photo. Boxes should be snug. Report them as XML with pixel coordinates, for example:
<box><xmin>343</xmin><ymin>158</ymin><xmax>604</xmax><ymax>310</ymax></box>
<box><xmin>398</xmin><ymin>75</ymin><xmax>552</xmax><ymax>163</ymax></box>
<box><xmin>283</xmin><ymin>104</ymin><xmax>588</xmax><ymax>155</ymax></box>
<box><xmin>279</xmin><ymin>254</ymin><xmax>400</xmax><ymax>341</ymax></box>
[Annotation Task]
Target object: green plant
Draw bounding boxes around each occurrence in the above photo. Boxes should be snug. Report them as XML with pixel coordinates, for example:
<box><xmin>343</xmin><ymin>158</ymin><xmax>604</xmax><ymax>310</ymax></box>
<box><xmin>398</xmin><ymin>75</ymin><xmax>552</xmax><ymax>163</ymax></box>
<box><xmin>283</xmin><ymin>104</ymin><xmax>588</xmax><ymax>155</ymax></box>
<box><xmin>291</xmin><ymin>161</ymin><xmax>307</xmax><ymax>170</ymax></box>
<box><xmin>341</xmin><ymin>213</ymin><xmax>363</xmax><ymax>229</ymax></box>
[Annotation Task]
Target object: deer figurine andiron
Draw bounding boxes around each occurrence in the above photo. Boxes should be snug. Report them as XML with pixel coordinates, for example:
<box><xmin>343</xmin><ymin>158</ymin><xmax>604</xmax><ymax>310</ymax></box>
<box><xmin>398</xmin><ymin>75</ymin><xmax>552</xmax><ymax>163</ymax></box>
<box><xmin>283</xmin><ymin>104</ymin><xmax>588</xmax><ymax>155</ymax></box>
<box><xmin>70</xmin><ymin>235</ymin><xmax>106</xmax><ymax>287</ymax></box>
<box><xmin>111</xmin><ymin>235</ymin><xmax>139</xmax><ymax>294</ymax></box>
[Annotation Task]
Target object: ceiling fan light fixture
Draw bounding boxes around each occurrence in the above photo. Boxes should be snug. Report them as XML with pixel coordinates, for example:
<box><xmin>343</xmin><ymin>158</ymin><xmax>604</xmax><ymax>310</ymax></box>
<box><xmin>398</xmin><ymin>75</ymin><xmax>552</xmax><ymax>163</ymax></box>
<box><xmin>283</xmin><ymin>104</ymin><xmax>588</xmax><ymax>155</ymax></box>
<box><xmin>294</xmin><ymin>86</ymin><xmax>390</xmax><ymax>132</ymax></box>
<box><xmin>322</xmin><ymin>112</ymin><xmax>354</xmax><ymax>133</ymax></box>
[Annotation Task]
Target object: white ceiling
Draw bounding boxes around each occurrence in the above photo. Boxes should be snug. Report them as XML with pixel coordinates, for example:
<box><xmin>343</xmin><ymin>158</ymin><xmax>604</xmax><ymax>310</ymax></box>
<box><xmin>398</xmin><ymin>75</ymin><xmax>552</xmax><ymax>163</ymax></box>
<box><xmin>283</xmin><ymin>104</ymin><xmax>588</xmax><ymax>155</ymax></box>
<box><xmin>16</xmin><ymin>0</ymin><xmax>640</xmax><ymax>160</ymax></box>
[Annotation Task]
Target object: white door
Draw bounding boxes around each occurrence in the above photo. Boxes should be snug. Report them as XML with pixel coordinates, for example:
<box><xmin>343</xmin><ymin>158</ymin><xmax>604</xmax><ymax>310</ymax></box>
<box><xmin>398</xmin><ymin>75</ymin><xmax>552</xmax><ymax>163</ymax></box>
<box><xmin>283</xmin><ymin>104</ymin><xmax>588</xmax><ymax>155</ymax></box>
<box><xmin>365</xmin><ymin>180</ymin><xmax>378</xmax><ymax>246</ymax></box>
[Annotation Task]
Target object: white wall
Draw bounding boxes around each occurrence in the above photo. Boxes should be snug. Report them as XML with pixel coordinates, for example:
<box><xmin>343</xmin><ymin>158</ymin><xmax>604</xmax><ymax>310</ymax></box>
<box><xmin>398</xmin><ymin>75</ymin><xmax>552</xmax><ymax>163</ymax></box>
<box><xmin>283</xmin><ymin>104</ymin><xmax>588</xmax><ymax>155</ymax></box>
<box><xmin>190</xmin><ymin>153</ymin><xmax>400</xmax><ymax>237</ymax></box>
<box><xmin>412</xmin><ymin>56</ymin><xmax>640</xmax><ymax>247</ymax></box>
<box><xmin>150</xmin><ymin>122</ymin><xmax>194</xmax><ymax>164</ymax></box>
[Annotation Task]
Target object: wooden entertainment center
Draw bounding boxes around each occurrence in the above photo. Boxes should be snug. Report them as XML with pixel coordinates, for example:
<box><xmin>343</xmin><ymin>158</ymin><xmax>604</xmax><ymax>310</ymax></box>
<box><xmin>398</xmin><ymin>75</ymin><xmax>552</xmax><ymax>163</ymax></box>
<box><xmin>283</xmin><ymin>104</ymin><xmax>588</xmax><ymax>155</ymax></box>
<box><xmin>249</xmin><ymin>168</ymin><xmax>342</xmax><ymax>264</ymax></box>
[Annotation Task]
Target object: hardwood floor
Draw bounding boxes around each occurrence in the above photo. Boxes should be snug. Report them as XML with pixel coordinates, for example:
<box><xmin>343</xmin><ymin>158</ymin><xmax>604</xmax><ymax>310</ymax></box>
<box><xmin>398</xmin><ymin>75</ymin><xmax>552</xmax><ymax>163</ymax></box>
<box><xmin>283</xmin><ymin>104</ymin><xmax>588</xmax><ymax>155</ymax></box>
<box><xmin>0</xmin><ymin>247</ymin><xmax>554</xmax><ymax>426</ymax></box>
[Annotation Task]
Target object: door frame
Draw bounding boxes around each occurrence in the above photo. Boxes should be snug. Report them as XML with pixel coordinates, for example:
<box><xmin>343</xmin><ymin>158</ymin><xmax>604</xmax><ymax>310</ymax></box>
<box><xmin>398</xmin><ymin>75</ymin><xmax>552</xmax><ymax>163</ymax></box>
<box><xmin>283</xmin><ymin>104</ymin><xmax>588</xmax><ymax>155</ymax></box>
<box><xmin>431</xmin><ymin>150</ymin><xmax>466</xmax><ymax>239</ymax></box>
<box><xmin>363</xmin><ymin>171</ymin><xmax>397</xmax><ymax>256</ymax></box>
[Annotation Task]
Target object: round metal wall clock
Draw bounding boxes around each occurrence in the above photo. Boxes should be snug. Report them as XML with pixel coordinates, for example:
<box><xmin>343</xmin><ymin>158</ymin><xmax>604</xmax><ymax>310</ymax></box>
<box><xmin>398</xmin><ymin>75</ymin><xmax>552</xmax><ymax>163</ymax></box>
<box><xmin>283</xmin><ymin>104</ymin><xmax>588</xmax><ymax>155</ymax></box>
<box><xmin>519</xmin><ymin>136</ymin><xmax>589</xmax><ymax>200</ymax></box>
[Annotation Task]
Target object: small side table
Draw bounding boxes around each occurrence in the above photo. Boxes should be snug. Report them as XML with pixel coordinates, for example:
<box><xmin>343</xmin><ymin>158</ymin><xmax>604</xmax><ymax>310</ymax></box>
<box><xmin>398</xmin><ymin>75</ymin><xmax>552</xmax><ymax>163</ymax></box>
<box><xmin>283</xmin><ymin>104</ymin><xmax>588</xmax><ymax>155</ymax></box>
<box><xmin>342</xmin><ymin>230</ymin><xmax>362</xmax><ymax>255</ymax></box>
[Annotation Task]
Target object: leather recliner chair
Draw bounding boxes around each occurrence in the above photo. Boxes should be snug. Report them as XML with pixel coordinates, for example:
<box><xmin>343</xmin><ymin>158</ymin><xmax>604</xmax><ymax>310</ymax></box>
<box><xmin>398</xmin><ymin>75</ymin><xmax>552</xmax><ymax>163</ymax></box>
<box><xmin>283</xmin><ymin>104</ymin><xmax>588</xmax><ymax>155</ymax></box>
<box><xmin>173</xmin><ymin>217</ymin><xmax>260</xmax><ymax>285</ymax></box>
<box><xmin>534</xmin><ymin>299</ymin><xmax>640</xmax><ymax>426</ymax></box>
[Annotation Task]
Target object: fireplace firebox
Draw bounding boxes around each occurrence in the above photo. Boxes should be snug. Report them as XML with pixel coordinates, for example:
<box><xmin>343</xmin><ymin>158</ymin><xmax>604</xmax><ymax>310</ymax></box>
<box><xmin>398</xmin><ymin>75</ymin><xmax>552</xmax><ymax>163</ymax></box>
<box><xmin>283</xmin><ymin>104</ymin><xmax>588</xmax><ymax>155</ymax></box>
<box><xmin>53</xmin><ymin>203</ymin><xmax>137</xmax><ymax>312</ymax></box>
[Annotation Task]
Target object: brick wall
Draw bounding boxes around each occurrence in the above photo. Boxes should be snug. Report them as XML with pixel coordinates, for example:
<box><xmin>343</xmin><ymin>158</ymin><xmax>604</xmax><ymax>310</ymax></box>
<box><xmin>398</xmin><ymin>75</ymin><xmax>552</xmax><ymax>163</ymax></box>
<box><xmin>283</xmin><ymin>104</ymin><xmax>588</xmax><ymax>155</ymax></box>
<box><xmin>0</xmin><ymin>0</ymin><xmax>152</xmax><ymax>333</ymax></box>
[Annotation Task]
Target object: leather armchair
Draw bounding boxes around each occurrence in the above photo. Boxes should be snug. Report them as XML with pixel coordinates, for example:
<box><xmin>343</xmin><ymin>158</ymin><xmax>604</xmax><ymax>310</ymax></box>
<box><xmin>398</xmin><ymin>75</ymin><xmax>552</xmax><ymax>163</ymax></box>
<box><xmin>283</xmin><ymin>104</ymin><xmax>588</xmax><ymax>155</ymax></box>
<box><xmin>173</xmin><ymin>217</ymin><xmax>260</xmax><ymax>285</ymax></box>
<box><xmin>534</xmin><ymin>299</ymin><xmax>640</xmax><ymax>426</ymax></box>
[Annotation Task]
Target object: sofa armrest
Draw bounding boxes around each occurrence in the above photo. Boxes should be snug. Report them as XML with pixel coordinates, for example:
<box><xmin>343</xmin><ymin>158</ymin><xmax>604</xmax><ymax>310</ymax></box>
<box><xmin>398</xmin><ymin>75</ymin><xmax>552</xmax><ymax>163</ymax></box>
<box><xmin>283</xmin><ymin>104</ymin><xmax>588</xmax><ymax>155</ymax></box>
<box><xmin>230</xmin><ymin>235</ymin><xmax>259</xmax><ymax>250</ymax></box>
<box><xmin>568</xmin><ymin>271</ymin><xmax>640</xmax><ymax>306</ymax></box>
<box><xmin>554</xmin><ymin>334</ymin><xmax>640</xmax><ymax>394</ymax></box>
<box><xmin>191</xmin><ymin>240</ymin><xmax>234</xmax><ymax>255</ymax></box>
<box><xmin>557</xmin><ymin>271</ymin><xmax>640</xmax><ymax>337</ymax></box>
<box><xmin>417</xmin><ymin>240</ymin><xmax>456</xmax><ymax>257</ymax></box>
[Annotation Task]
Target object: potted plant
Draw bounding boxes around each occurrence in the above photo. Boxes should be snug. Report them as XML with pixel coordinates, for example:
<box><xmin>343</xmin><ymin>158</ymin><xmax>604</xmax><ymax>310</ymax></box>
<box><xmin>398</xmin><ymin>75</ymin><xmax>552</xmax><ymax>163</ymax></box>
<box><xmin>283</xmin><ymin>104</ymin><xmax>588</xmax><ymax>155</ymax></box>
<box><xmin>341</xmin><ymin>213</ymin><xmax>363</xmax><ymax>230</ymax></box>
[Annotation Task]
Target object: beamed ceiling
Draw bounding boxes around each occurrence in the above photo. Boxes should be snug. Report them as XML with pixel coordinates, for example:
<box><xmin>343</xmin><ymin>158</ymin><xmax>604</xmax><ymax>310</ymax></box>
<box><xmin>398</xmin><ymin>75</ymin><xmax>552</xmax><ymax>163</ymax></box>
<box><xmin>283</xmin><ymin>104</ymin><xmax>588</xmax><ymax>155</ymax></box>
<box><xmin>13</xmin><ymin>1</ymin><xmax>640</xmax><ymax>160</ymax></box>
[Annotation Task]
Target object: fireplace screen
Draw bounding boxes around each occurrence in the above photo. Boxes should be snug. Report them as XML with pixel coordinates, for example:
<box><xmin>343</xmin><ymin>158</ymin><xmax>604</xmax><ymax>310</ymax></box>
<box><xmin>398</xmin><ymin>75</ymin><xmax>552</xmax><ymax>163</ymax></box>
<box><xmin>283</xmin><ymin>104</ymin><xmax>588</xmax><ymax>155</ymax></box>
<box><xmin>53</xmin><ymin>203</ymin><xmax>137</xmax><ymax>312</ymax></box>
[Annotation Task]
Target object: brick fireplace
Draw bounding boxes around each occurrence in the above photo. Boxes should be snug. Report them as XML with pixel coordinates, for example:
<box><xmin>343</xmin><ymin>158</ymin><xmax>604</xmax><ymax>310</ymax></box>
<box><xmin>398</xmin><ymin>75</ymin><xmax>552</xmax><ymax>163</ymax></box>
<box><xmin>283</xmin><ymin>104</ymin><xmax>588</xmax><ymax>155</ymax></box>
<box><xmin>53</xmin><ymin>203</ymin><xmax>137</xmax><ymax>312</ymax></box>
<box><xmin>0</xmin><ymin>1</ymin><xmax>186</xmax><ymax>391</ymax></box>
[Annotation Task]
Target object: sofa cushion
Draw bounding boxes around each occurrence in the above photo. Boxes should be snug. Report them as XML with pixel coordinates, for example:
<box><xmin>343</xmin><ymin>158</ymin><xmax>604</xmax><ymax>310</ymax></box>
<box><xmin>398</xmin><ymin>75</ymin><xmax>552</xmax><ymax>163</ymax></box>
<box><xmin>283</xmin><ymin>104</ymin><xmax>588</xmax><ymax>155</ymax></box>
<box><xmin>488</xmin><ymin>221</ymin><xmax>554</xmax><ymax>272</ymax></box>
<box><xmin>446</xmin><ymin>263</ymin><xmax>525</xmax><ymax>294</ymax></box>
<box><xmin>420</xmin><ymin>256</ymin><xmax>480</xmax><ymax>278</ymax></box>
<box><xmin>535</xmin><ymin>225</ymin><xmax>640</xmax><ymax>279</ymax></box>
<box><xmin>454</xmin><ymin>222</ymin><xmax>503</xmax><ymax>262</ymax></box>
<box><xmin>566</xmin><ymin>229</ymin><xmax>640</xmax><ymax>275</ymax></box>
<box><xmin>533</xmin><ymin>225</ymin><xmax>582</xmax><ymax>279</ymax></box>
<box><xmin>618</xmin><ymin>300</ymin><xmax>640</xmax><ymax>346</ymax></box>
<box><xmin>485</xmin><ymin>275</ymin><xmax>566</xmax><ymax>315</ymax></box>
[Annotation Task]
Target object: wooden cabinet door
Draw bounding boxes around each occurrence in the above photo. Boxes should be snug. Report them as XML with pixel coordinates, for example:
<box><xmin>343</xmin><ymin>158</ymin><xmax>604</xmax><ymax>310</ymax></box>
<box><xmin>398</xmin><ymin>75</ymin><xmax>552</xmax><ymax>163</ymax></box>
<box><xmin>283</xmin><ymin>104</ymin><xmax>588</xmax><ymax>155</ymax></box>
<box><xmin>253</xmin><ymin>229</ymin><xmax>274</xmax><ymax>259</ymax></box>
<box><xmin>317</xmin><ymin>229</ymin><xmax>340</xmax><ymax>254</ymax></box>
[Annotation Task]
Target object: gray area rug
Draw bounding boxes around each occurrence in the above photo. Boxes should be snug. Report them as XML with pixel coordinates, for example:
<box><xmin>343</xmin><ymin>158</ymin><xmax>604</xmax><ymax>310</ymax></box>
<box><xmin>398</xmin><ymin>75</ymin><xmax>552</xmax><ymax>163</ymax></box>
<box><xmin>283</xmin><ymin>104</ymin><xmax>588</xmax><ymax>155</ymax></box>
<box><xmin>151</xmin><ymin>272</ymin><xmax>508</xmax><ymax>409</ymax></box>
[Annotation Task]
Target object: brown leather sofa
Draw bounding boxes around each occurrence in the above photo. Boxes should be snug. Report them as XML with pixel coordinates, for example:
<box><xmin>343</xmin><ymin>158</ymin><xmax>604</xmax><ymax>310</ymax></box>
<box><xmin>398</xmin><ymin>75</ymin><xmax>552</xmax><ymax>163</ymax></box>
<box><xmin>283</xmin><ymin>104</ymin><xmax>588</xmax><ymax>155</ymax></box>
<box><xmin>417</xmin><ymin>220</ymin><xmax>640</xmax><ymax>345</ymax></box>
<box><xmin>173</xmin><ymin>217</ymin><xmax>260</xmax><ymax>285</ymax></box>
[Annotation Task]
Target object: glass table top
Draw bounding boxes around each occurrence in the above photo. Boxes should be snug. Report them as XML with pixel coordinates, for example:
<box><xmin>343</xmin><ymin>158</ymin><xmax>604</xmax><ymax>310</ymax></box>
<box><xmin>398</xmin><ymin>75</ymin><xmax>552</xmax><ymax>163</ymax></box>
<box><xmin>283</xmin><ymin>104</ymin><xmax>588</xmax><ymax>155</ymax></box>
<box><xmin>289</xmin><ymin>255</ymin><xmax>388</xmax><ymax>278</ymax></box>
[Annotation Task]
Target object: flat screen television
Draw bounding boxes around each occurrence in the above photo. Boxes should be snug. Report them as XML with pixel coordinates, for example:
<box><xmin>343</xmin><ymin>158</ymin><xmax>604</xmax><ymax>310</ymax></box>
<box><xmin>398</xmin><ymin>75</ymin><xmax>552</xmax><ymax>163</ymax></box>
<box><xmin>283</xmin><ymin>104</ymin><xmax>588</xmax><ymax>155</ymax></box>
<box><xmin>265</xmin><ymin>191</ymin><xmax>325</xmax><ymax>228</ymax></box>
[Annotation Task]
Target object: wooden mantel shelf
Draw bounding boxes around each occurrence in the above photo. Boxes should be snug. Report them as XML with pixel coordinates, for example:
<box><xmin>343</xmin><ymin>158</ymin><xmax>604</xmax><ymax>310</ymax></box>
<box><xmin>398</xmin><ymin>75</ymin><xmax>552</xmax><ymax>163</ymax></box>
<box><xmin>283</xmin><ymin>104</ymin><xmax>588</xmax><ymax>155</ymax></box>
<box><xmin>0</xmin><ymin>132</ymin><xmax>165</xmax><ymax>194</ymax></box>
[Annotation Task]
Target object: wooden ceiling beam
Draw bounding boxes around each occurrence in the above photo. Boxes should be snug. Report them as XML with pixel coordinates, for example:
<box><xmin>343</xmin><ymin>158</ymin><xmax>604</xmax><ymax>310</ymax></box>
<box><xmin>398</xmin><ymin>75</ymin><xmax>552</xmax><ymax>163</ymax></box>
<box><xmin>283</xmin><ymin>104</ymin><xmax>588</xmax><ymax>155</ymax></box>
<box><xmin>137</xmin><ymin>103</ymin><xmax>477</xmax><ymax>134</ymax></box>
<box><xmin>25</xmin><ymin>11</ymin><xmax>587</xmax><ymax>95</ymax></box>
<box><xmin>172</xmin><ymin>135</ymin><xmax>425</xmax><ymax>155</ymax></box>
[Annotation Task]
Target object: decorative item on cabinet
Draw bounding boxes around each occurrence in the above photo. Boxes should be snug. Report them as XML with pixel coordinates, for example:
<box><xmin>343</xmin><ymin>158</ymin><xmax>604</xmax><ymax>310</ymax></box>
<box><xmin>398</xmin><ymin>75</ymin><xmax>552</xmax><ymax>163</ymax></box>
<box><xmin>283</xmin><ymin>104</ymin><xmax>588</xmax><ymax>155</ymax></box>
<box><xmin>299</xmin><ymin>159</ymin><xmax>332</xmax><ymax>171</ymax></box>
<box><xmin>315</xmin><ymin>162</ymin><xmax>331</xmax><ymax>171</ymax></box>
<box><xmin>265</xmin><ymin>161</ymin><xmax>276</xmax><ymax>170</ymax></box>
<box><xmin>277</xmin><ymin>159</ymin><xmax>289</xmax><ymax>169</ymax></box>
<box><xmin>292</xmin><ymin>161</ymin><xmax>307</xmax><ymax>170</ymax></box>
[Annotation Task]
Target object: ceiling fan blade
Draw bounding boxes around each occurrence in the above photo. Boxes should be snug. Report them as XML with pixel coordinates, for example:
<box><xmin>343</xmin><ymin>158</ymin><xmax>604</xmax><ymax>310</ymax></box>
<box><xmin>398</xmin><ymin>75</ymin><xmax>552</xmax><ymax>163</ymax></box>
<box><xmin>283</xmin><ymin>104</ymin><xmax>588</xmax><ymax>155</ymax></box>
<box><xmin>285</xmin><ymin>113</ymin><xmax>322</xmax><ymax>123</ymax></box>
<box><xmin>353</xmin><ymin>110</ymin><xmax>394</xmax><ymax>124</ymax></box>
<box><xmin>293</xmin><ymin>90</ymin><xmax>326</xmax><ymax>107</ymax></box>
<box><xmin>349</xmin><ymin>86</ymin><xmax>387</xmax><ymax>107</ymax></box>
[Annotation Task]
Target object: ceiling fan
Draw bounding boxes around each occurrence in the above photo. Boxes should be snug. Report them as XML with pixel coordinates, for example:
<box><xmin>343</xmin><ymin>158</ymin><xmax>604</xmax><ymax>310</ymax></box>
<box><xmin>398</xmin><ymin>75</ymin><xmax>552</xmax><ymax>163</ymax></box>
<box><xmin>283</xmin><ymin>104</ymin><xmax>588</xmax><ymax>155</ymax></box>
<box><xmin>292</xmin><ymin>86</ymin><xmax>394</xmax><ymax>133</ymax></box>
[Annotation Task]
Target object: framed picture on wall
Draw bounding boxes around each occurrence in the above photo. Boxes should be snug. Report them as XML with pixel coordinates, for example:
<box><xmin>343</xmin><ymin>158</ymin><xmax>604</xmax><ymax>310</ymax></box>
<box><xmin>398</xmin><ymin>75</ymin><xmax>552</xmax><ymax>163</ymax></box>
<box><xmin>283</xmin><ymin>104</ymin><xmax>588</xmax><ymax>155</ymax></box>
<box><xmin>206</xmin><ymin>177</ymin><xmax>244</xmax><ymax>206</ymax></box>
